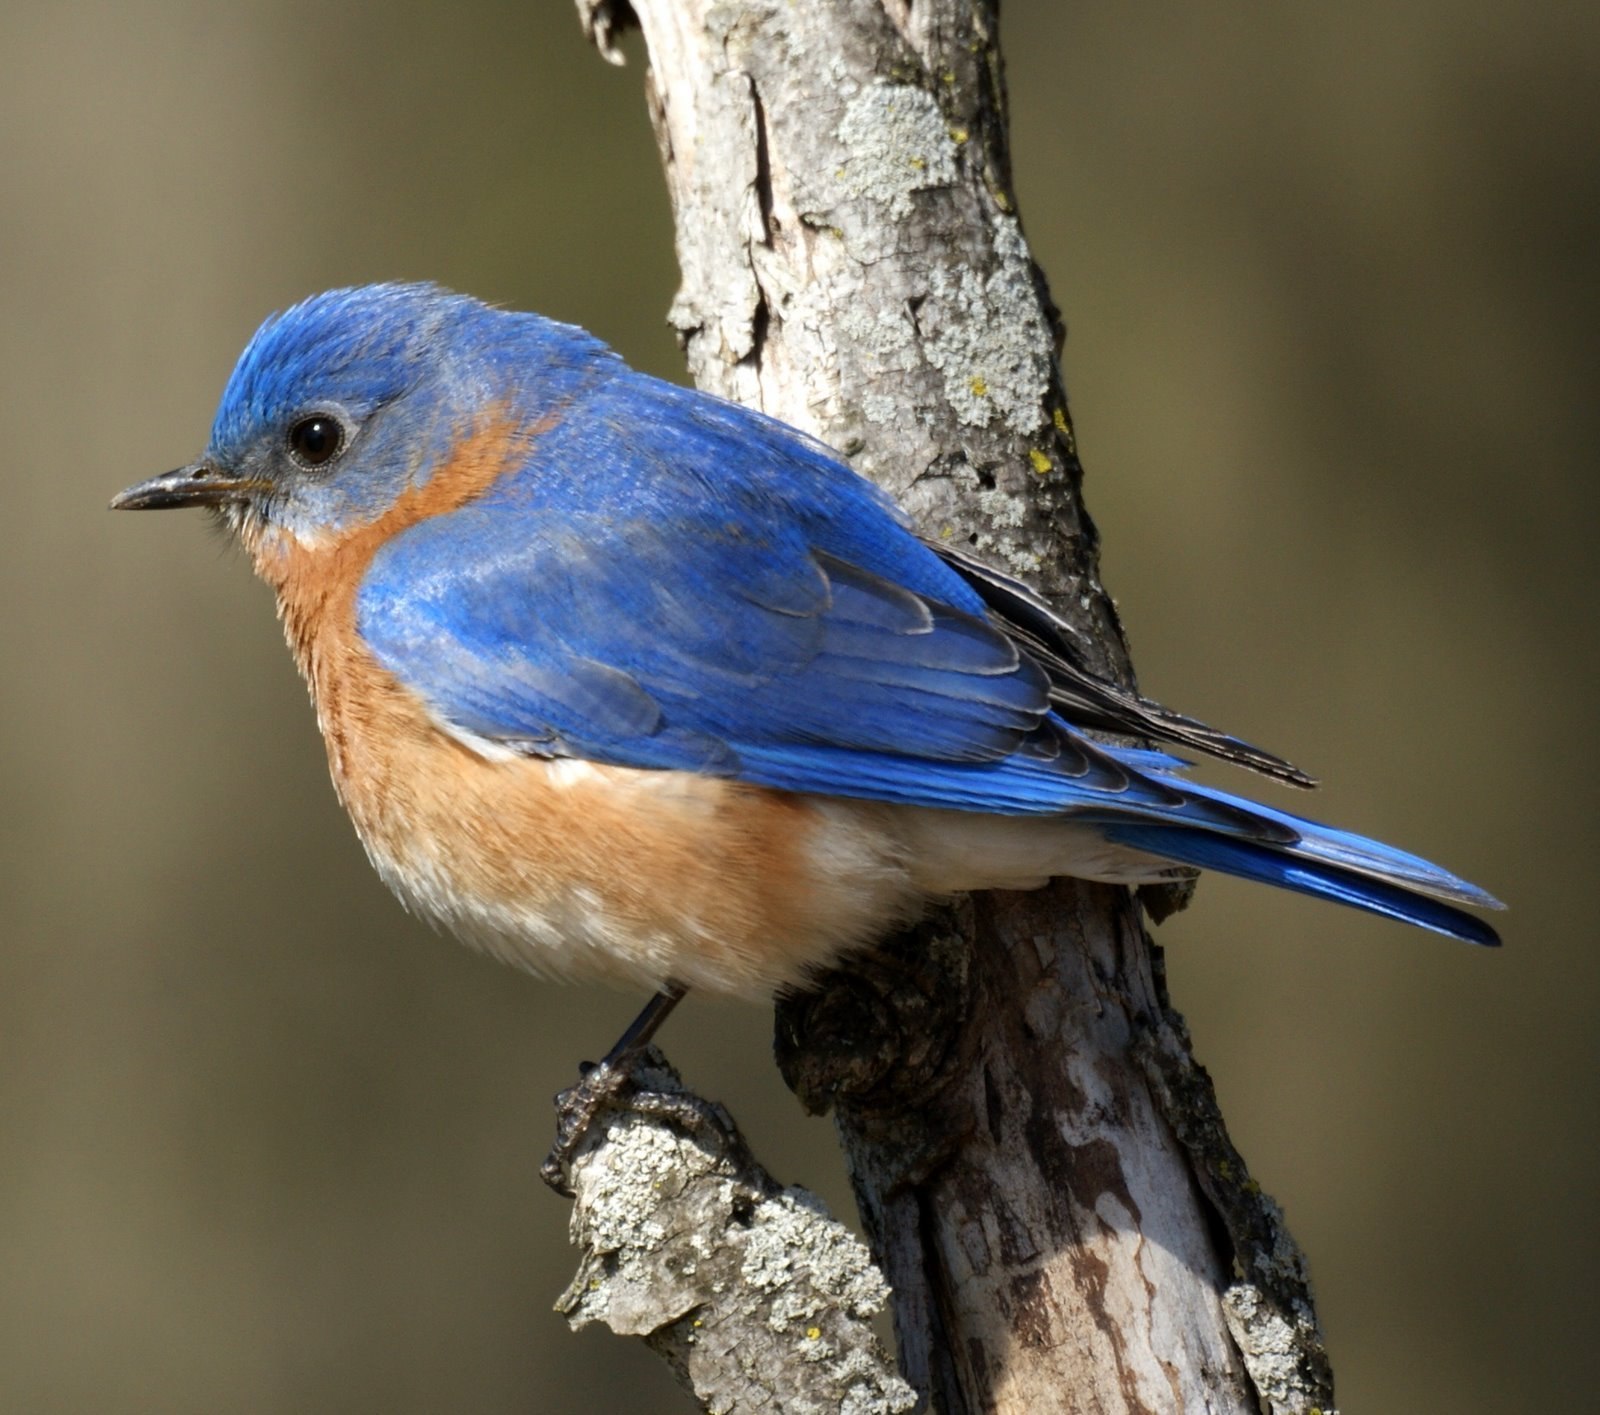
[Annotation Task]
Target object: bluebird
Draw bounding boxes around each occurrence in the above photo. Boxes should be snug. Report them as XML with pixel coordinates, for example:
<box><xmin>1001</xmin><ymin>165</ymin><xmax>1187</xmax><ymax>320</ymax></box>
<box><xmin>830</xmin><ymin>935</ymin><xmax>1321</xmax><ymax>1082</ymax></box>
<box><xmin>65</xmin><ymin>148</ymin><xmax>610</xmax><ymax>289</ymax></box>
<box><xmin>112</xmin><ymin>284</ymin><xmax>1501</xmax><ymax>1180</ymax></box>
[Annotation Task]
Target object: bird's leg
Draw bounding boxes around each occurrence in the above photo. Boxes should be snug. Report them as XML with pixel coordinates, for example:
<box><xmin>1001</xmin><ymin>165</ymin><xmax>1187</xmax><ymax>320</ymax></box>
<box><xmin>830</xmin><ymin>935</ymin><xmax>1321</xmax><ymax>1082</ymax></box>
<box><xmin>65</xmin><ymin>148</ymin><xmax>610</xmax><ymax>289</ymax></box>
<box><xmin>542</xmin><ymin>982</ymin><xmax>717</xmax><ymax>1195</ymax></box>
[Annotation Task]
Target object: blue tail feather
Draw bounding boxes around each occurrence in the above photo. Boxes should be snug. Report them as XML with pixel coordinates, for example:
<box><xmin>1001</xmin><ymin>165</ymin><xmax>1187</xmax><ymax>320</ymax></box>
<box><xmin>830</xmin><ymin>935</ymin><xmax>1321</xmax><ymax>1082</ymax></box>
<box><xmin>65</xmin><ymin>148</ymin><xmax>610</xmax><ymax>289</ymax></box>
<box><xmin>1102</xmin><ymin>822</ymin><xmax>1502</xmax><ymax>947</ymax></box>
<box><xmin>1112</xmin><ymin>753</ymin><xmax>1503</xmax><ymax>912</ymax></box>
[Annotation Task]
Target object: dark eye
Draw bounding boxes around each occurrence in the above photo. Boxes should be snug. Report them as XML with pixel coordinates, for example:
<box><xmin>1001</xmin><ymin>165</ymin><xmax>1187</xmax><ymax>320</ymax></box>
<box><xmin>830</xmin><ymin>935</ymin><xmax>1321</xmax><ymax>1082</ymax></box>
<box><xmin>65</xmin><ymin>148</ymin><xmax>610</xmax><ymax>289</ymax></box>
<box><xmin>286</xmin><ymin>414</ymin><xmax>345</xmax><ymax>468</ymax></box>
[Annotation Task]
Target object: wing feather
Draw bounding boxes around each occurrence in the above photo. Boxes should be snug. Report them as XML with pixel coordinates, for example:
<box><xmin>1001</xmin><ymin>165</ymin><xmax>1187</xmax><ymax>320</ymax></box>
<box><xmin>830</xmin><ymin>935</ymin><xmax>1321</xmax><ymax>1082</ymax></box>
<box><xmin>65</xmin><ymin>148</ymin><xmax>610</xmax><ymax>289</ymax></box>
<box><xmin>356</xmin><ymin>373</ymin><xmax>1298</xmax><ymax>845</ymax></box>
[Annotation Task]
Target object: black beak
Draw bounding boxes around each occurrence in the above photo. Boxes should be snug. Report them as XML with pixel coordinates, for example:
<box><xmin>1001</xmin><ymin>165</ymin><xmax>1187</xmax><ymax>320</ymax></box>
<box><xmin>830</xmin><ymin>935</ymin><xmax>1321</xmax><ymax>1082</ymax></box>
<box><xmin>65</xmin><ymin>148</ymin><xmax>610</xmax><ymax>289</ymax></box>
<box><xmin>110</xmin><ymin>462</ymin><xmax>258</xmax><ymax>511</ymax></box>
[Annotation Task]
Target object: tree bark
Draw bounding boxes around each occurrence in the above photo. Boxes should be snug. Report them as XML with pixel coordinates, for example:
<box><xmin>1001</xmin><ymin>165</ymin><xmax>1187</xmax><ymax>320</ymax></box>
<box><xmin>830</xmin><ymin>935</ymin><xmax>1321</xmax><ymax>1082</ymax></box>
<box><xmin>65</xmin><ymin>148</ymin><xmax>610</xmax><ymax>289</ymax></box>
<box><xmin>557</xmin><ymin>1052</ymin><xmax>915</xmax><ymax>1412</ymax></box>
<box><xmin>567</xmin><ymin>3</ymin><xmax>1336</xmax><ymax>1411</ymax></box>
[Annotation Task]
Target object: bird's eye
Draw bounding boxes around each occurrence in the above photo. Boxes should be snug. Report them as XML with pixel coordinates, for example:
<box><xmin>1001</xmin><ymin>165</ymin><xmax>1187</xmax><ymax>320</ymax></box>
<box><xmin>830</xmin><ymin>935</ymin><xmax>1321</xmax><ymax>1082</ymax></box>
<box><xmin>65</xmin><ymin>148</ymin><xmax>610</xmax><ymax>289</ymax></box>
<box><xmin>286</xmin><ymin>414</ymin><xmax>345</xmax><ymax>468</ymax></box>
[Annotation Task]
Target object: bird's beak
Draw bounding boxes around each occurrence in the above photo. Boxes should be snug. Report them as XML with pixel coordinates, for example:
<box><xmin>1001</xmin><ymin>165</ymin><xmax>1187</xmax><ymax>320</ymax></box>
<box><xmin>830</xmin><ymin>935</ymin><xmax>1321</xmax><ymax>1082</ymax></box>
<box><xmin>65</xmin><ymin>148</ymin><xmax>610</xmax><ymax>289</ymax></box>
<box><xmin>109</xmin><ymin>462</ymin><xmax>258</xmax><ymax>511</ymax></box>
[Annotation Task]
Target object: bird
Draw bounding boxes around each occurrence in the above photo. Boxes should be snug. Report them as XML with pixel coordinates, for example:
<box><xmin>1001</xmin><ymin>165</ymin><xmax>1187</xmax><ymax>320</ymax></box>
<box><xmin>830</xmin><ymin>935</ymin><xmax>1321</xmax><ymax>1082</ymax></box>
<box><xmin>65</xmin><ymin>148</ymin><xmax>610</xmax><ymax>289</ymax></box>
<box><xmin>112</xmin><ymin>283</ymin><xmax>1501</xmax><ymax>1179</ymax></box>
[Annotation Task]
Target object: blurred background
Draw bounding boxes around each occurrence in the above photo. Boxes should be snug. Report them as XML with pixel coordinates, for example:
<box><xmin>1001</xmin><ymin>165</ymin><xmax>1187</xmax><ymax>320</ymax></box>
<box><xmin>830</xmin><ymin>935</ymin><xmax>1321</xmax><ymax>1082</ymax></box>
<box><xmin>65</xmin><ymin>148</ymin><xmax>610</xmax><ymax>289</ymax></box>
<box><xmin>2</xmin><ymin>1</ymin><xmax>1593</xmax><ymax>1410</ymax></box>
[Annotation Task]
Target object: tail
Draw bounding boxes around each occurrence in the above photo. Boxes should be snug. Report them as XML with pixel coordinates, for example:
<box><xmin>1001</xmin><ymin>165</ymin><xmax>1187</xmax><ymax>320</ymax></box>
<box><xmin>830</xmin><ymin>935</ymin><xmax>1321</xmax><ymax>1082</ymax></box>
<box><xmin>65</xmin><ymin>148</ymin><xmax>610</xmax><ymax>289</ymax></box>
<box><xmin>1101</xmin><ymin>818</ymin><xmax>1502</xmax><ymax>946</ymax></box>
<box><xmin>737</xmin><ymin>725</ymin><xmax>1504</xmax><ymax>946</ymax></box>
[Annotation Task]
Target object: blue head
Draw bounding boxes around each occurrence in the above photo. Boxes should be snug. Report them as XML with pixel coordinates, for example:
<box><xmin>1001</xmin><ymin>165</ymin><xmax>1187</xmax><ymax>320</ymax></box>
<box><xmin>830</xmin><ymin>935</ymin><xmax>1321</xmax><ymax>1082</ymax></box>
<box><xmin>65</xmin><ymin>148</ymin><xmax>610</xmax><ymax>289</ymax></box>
<box><xmin>113</xmin><ymin>283</ymin><xmax>617</xmax><ymax>542</ymax></box>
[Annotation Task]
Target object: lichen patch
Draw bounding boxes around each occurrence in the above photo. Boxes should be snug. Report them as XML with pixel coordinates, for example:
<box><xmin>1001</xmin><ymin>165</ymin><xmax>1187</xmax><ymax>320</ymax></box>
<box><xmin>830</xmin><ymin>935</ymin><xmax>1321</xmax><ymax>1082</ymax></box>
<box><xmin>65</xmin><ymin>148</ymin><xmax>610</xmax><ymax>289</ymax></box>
<box><xmin>836</xmin><ymin>83</ymin><xmax>960</xmax><ymax>220</ymax></box>
<box><xmin>920</xmin><ymin>217</ymin><xmax>1052</xmax><ymax>436</ymax></box>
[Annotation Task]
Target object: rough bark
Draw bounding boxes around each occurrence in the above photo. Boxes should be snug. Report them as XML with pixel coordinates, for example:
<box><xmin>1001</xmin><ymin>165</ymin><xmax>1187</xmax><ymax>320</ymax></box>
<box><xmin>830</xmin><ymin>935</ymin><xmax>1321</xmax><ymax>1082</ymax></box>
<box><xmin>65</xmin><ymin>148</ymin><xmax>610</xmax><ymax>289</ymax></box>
<box><xmin>556</xmin><ymin>1053</ymin><xmax>915</xmax><ymax>1412</ymax></box>
<box><xmin>566</xmin><ymin>2</ymin><xmax>1336</xmax><ymax>1412</ymax></box>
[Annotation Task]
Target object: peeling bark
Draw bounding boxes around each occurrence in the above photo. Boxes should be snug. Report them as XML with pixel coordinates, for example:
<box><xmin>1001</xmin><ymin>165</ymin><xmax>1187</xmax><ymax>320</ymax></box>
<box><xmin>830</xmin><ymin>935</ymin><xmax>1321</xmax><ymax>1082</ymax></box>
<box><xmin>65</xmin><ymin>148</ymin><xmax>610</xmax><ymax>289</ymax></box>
<box><xmin>565</xmin><ymin>2</ymin><xmax>1337</xmax><ymax>1411</ymax></box>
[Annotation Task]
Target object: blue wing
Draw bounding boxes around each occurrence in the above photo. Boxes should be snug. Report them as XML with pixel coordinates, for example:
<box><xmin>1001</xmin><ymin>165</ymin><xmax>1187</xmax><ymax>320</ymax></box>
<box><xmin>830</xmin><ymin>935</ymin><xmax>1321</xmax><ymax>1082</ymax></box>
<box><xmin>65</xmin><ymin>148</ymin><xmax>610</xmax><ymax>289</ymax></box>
<box><xmin>358</xmin><ymin>371</ymin><xmax>1501</xmax><ymax>944</ymax></box>
<box><xmin>362</xmin><ymin>372</ymin><xmax>1120</xmax><ymax>791</ymax></box>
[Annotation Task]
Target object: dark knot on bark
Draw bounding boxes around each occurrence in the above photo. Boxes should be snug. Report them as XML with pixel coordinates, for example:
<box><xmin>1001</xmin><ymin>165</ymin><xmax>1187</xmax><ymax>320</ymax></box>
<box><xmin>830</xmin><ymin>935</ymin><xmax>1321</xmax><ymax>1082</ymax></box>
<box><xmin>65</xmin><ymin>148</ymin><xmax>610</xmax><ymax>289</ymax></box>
<box><xmin>774</xmin><ymin>903</ymin><xmax>975</xmax><ymax>1119</ymax></box>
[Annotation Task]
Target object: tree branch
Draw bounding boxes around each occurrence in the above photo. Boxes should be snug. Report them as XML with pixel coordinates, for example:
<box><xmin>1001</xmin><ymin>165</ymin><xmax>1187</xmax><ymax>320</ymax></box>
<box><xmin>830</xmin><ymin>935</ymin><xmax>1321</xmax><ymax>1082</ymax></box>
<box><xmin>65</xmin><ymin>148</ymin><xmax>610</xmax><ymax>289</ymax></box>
<box><xmin>556</xmin><ymin>1053</ymin><xmax>914</xmax><ymax>1412</ymax></box>
<box><xmin>565</xmin><ymin>2</ymin><xmax>1337</xmax><ymax>1411</ymax></box>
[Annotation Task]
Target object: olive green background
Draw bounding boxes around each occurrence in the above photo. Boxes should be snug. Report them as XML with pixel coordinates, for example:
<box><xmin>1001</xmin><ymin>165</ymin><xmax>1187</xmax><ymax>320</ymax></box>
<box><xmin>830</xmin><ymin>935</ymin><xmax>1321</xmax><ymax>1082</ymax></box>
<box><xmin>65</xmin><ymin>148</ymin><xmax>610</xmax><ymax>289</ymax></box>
<box><xmin>3</xmin><ymin>3</ymin><xmax>1593</xmax><ymax>1411</ymax></box>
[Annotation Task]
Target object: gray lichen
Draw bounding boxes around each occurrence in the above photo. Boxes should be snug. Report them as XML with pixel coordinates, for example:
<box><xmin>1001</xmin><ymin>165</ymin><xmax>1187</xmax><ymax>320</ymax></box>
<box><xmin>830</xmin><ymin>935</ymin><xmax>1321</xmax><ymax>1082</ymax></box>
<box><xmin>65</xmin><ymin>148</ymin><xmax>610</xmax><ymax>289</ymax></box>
<box><xmin>836</xmin><ymin>83</ymin><xmax>960</xmax><ymax>219</ymax></box>
<box><xmin>558</xmin><ymin>1059</ymin><xmax>914</xmax><ymax>1413</ymax></box>
<box><xmin>1224</xmin><ymin>1285</ymin><xmax>1340</xmax><ymax>1415</ymax></box>
<box><xmin>920</xmin><ymin>217</ymin><xmax>1053</xmax><ymax>436</ymax></box>
<box><xmin>740</xmin><ymin>1189</ymin><xmax>894</xmax><ymax>1330</ymax></box>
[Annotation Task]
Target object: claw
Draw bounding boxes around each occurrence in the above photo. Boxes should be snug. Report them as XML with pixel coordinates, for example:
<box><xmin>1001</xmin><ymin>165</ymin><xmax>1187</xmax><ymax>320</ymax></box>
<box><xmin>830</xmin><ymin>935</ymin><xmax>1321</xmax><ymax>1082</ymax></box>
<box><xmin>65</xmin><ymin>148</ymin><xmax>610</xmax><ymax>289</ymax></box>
<box><xmin>540</xmin><ymin>984</ymin><xmax>689</xmax><ymax>1196</ymax></box>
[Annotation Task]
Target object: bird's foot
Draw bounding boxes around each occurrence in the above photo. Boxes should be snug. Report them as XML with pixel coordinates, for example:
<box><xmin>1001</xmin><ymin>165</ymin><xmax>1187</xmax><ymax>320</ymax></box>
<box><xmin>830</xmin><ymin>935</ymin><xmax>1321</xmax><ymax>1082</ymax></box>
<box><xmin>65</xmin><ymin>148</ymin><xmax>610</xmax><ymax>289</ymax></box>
<box><xmin>540</xmin><ymin>1049</ymin><xmax>725</xmax><ymax>1196</ymax></box>
<box><xmin>540</xmin><ymin>984</ymin><xmax>706</xmax><ymax>1197</ymax></box>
